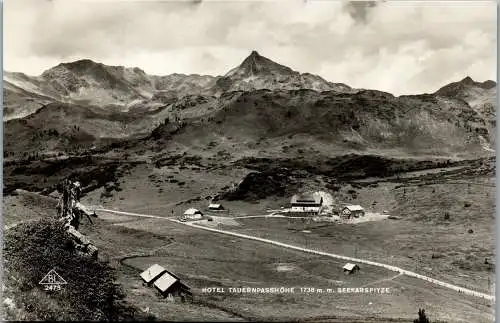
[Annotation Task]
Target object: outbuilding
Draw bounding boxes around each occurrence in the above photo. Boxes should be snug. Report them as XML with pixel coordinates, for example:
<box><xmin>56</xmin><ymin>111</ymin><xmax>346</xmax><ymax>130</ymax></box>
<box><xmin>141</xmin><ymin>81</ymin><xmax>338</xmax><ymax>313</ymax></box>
<box><xmin>341</xmin><ymin>205</ymin><xmax>365</xmax><ymax>218</ymax></box>
<box><xmin>208</xmin><ymin>203</ymin><xmax>224</xmax><ymax>211</ymax></box>
<box><xmin>154</xmin><ymin>270</ymin><xmax>192</xmax><ymax>300</ymax></box>
<box><xmin>343</xmin><ymin>263</ymin><xmax>360</xmax><ymax>275</ymax></box>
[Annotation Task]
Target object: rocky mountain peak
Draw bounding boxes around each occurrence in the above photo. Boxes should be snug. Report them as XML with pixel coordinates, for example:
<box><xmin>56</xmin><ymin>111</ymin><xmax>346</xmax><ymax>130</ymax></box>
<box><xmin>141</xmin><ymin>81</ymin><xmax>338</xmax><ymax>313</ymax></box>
<box><xmin>227</xmin><ymin>50</ymin><xmax>295</xmax><ymax>78</ymax></box>
<box><xmin>460</xmin><ymin>76</ymin><xmax>474</xmax><ymax>85</ymax></box>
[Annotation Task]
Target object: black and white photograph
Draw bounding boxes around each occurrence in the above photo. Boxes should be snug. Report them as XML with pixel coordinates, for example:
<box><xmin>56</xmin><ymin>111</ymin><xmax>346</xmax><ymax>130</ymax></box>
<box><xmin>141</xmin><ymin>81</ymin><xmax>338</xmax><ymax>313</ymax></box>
<box><xmin>2</xmin><ymin>0</ymin><xmax>497</xmax><ymax>321</ymax></box>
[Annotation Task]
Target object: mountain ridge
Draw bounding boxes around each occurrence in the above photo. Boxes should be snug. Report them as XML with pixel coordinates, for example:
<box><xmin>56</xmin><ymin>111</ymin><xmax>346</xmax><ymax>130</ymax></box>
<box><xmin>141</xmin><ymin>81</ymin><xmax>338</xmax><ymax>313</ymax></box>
<box><xmin>3</xmin><ymin>51</ymin><xmax>356</xmax><ymax>118</ymax></box>
<box><xmin>3</xmin><ymin>50</ymin><xmax>496</xmax><ymax>158</ymax></box>
<box><xmin>4</xmin><ymin>51</ymin><xmax>496</xmax><ymax>118</ymax></box>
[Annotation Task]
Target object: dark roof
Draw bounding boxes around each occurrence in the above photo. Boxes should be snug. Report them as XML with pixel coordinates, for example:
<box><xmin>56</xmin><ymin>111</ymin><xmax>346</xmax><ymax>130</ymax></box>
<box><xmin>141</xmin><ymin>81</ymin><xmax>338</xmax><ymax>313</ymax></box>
<box><xmin>291</xmin><ymin>194</ymin><xmax>322</xmax><ymax>205</ymax></box>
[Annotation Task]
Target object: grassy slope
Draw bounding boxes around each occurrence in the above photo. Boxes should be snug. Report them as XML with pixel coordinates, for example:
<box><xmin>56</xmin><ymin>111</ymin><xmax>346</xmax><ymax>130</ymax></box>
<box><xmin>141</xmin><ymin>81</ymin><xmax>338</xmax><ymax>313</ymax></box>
<box><xmin>1</xmin><ymin>192</ymin><xmax>244</xmax><ymax>322</ymax></box>
<box><xmin>220</xmin><ymin>162</ymin><xmax>495</xmax><ymax>294</ymax></box>
<box><xmin>88</xmin><ymin>157</ymin><xmax>494</xmax><ymax>318</ymax></box>
<box><xmin>3</xmin><ymin>174</ymin><xmax>494</xmax><ymax>322</ymax></box>
<box><xmin>89</xmin><ymin>208</ymin><xmax>493</xmax><ymax>322</ymax></box>
<box><xmin>86</xmin><ymin>211</ymin><xmax>487</xmax><ymax>322</ymax></box>
<box><xmin>2</xmin><ymin>217</ymin><xmax>152</xmax><ymax>321</ymax></box>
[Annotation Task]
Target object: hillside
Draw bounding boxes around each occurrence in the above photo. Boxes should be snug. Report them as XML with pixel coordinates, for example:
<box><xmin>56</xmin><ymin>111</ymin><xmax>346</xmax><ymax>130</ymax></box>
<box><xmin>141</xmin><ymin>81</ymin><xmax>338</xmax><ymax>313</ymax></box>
<box><xmin>435</xmin><ymin>76</ymin><xmax>496</xmax><ymax>142</ymax></box>
<box><xmin>435</xmin><ymin>76</ymin><xmax>496</xmax><ymax>109</ymax></box>
<box><xmin>3</xmin><ymin>100</ymin><xmax>173</xmax><ymax>157</ymax></box>
<box><xmin>3</xmin><ymin>218</ymin><xmax>151</xmax><ymax>321</ymax></box>
<box><xmin>3</xmin><ymin>61</ymin><xmax>216</xmax><ymax>118</ymax></box>
<box><xmin>148</xmin><ymin>88</ymin><xmax>493</xmax><ymax>157</ymax></box>
<box><xmin>3</xmin><ymin>73</ymin><xmax>59</xmax><ymax>120</ymax></box>
<box><xmin>3</xmin><ymin>51</ymin><xmax>496</xmax><ymax>158</ymax></box>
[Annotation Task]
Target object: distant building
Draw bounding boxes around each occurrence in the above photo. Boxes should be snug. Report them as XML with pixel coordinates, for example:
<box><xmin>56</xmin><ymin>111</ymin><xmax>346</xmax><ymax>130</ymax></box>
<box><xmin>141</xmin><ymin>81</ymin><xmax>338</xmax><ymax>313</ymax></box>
<box><xmin>184</xmin><ymin>208</ymin><xmax>203</xmax><ymax>219</ymax></box>
<box><xmin>208</xmin><ymin>203</ymin><xmax>224</xmax><ymax>211</ymax></box>
<box><xmin>343</xmin><ymin>263</ymin><xmax>360</xmax><ymax>275</ymax></box>
<box><xmin>341</xmin><ymin>205</ymin><xmax>365</xmax><ymax>218</ymax></box>
<box><xmin>290</xmin><ymin>193</ymin><xmax>323</xmax><ymax>214</ymax></box>
<box><xmin>140</xmin><ymin>264</ymin><xmax>167</xmax><ymax>285</ymax></box>
<box><xmin>153</xmin><ymin>270</ymin><xmax>192</xmax><ymax>300</ymax></box>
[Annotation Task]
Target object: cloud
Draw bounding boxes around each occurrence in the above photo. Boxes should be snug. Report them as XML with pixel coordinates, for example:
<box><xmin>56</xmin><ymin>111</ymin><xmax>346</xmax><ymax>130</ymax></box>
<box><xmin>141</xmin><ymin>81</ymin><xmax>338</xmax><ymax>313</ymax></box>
<box><xmin>343</xmin><ymin>0</ymin><xmax>379</xmax><ymax>24</ymax></box>
<box><xmin>4</xmin><ymin>0</ymin><xmax>496</xmax><ymax>95</ymax></box>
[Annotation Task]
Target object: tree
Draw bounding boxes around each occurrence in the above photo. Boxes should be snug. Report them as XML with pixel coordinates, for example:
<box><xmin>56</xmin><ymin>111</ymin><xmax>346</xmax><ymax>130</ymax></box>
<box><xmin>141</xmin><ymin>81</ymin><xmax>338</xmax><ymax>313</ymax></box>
<box><xmin>414</xmin><ymin>309</ymin><xmax>430</xmax><ymax>323</ymax></box>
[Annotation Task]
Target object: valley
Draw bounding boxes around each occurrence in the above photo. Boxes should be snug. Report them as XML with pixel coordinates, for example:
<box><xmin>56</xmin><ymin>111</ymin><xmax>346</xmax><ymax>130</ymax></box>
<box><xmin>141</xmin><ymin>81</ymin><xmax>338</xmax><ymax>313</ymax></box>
<box><xmin>3</xmin><ymin>50</ymin><xmax>496</xmax><ymax>322</ymax></box>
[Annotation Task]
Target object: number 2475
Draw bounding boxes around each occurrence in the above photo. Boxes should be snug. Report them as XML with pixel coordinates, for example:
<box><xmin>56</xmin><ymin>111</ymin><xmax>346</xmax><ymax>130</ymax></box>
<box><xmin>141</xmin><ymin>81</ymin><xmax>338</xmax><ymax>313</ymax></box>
<box><xmin>44</xmin><ymin>285</ymin><xmax>62</xmax><ymax>291</ymax></box>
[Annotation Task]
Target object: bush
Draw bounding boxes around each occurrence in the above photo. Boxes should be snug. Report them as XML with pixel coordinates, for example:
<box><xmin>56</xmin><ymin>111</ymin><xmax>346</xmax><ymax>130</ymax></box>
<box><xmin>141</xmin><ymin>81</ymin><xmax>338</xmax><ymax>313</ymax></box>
<box><xmin>4</xmin><ymin>220</ymin><xmax>145</xmax><ymax>321</ymax></box>
<box><xmin>414</xmin><ymin>308</ymin><xmax>430</xmax><ymax>323</ymax></box>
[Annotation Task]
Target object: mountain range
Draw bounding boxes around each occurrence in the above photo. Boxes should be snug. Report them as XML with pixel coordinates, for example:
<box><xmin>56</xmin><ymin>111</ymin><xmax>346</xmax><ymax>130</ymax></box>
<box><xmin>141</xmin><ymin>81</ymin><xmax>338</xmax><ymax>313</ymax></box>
<box><xmin>4</xmin><ymin>51</ymin><xmax>352</xmax><ymax>120</ymax></box>
<box><xmin>3</xmin><ymin>50</ymin><xmax>497</xmax><ymax>158</ymax></box>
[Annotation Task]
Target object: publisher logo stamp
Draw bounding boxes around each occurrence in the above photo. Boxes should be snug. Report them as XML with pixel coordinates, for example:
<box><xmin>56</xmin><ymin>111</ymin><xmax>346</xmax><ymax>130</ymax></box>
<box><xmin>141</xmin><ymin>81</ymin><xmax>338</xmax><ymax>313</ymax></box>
<box><xmin>39</xmin><ymin>269</ymin><xmax>67</xmax><ymax>291</ymax></box>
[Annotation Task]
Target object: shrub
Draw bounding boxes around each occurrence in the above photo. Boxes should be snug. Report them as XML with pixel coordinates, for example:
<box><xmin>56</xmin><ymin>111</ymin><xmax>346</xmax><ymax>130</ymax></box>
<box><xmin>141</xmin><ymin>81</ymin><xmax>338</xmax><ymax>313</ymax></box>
<box><xmin>414</xmin><ymin>308</ymin><xmax>430</xmax><ymax>323</ymax></box>
<box><xmin>4</xmin><ymin>219</ymin><xmax>147</xmax><ymax>321</ymax></box>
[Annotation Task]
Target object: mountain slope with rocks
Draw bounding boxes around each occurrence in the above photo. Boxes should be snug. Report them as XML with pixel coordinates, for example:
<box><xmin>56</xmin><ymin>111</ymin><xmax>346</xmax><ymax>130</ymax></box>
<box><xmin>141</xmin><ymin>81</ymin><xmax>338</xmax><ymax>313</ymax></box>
<box><xmin>3</xmin><ymin>61</ymin><xmax>217</xmax><ymax>119</ymax></box>
<box><xmin>149</xmin><ymin>88</ymin><xmax>492</xmax><ymax>158</ymax></box>
<box><xmin>3</xmin><ymin>51</ymin><xmax>355</xmax><ymax>120</ymax></box>
<box><xmin>3</xmin><ymin>50</ymin><xmax>496</xmax><ymax>158</ymax></box>
<box><xmin>435</xmin><ymin>76</ymin><xmax>496</xmax><ymax>144</ymax></box>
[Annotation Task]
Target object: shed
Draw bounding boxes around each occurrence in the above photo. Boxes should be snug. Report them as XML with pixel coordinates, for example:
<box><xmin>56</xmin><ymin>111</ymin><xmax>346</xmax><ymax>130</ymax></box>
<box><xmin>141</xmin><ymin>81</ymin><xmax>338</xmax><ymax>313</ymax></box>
<box><xmin>140</xmin><ymin>264</ymin><xmax>167</xmax><ymax>285</ymax></box>
<box><xmin>208</xmin><ymin>203</ymin><xmax>224</xmax><ymax>210</ymax></box>
<box><xmin>343</xmin><ymin>263</ymin><xmax>360</xmax><ymax>274</ymax></box>
<box><xmin>153</xmin><ymin>271</ymin><xmax>191</xmax><ymax>298</ymax></box>
<box><xmin>341</xmin><ymin>205</ymin><xmax>365</xmax><ymax>218</ymax></box>
<box><xmin>184</xmin><ymin>208</ymin><xmax>203</xmax><ymax>219</ymax></box>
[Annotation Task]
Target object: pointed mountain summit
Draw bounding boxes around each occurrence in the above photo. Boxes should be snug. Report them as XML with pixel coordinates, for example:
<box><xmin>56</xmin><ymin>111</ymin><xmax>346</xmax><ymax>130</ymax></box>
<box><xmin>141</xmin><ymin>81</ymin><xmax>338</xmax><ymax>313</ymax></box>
<box><xmin>226</xmin><ymin>50</ymin><xmax>295</xmax><ymax>78</ymax></box>
<box><xmin>460</xmin><ymin>76</ymin><xmax>475</xmax><ymax>85</ymax></box>
<box><xmin>211</xmin><ymin>50</ymin><xmax>353</xmax><ymax>94</ymax></box>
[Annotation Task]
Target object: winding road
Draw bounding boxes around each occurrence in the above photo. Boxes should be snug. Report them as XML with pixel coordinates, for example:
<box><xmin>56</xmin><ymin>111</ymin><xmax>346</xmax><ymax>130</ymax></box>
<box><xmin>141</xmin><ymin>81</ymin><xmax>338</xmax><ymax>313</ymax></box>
<box><xmin>95</xmin><ymin>207</ymin><xmax>495</xmax><ymax>302</ymax></box>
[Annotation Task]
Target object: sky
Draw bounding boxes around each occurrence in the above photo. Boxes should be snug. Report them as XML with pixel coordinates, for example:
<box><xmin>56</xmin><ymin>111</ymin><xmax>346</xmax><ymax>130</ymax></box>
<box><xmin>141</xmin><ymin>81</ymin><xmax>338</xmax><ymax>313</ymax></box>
<box><xmin>4</xmin><ymin>0</ymin><xmax>497</xmax><ymax>95</ymax></box>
